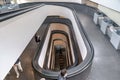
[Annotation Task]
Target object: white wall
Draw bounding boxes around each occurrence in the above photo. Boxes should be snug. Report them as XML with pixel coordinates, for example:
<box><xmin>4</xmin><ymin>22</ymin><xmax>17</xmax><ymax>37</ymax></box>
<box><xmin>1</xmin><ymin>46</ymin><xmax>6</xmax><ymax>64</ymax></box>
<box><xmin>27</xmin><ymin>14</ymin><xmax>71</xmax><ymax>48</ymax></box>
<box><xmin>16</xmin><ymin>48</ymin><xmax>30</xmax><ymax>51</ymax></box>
<box><xmin>90</xmin><ymin>0</ymin><xmax>120</xmax><ymax>12</ymax></box>
<box><xmin>98</xmin><ymin>5</ymin><xmax>120</xmax><ymax>26</ymax></box>
<box><xmin>0</xmin><ymin>7</ymin><xmax>46</xmax><ymax>80</ymax></box>
<box><xmin>90</xmin><ymin>0</ymin><xmax>120</xmax><ymax>26</ymax></box>
<box><xmin>17</xmin><ymin>0</ymin><xmax>81</xmax><ymax>4</ymax></box>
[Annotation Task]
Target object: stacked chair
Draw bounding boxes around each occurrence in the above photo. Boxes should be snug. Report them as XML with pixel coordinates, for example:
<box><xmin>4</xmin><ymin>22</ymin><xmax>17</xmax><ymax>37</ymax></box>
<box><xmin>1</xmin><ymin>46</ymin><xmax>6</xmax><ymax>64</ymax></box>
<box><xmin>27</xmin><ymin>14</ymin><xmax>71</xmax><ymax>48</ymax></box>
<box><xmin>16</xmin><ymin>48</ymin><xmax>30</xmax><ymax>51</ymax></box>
<box><xmin>100</xmin><ymin>17</ymin><xmax>113</xmax><ymax>34</ymax></box>
<box><xmin>93</xmin><ymin>11</ymin><xmax>105</xmax><ymax>25</ymax></box>
<box><xmin>93</xmin><ymin>10</ymin><xmax>120</xmax><ymax>50</ymax></box>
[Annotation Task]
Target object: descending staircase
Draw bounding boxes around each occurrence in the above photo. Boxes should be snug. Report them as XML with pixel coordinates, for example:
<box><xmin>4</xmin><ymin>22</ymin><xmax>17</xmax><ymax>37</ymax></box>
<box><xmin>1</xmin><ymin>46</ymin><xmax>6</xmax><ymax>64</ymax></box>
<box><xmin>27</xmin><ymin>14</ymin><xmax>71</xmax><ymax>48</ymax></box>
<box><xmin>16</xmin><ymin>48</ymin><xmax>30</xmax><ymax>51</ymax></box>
<box><xmin>54</xmin><ymin>49</ymin><xmax>66</xmax><ymax>71</ymax></box>
<box><xmin>59</xmin><ymin>53</ymin><xmax>65</xmax><ymax>70</ymax></box>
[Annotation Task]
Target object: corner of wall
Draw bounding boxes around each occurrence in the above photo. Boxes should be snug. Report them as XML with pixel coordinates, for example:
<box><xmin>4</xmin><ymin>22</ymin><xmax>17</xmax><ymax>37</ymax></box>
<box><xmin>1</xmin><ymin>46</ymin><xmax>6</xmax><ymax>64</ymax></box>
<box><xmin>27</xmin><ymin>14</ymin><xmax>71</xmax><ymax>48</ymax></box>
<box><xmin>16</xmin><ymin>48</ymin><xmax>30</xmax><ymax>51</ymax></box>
<box><xmin>86</xmin><ymin>0</ymin><xmax>98</xmax><ymax>8</ymax></box>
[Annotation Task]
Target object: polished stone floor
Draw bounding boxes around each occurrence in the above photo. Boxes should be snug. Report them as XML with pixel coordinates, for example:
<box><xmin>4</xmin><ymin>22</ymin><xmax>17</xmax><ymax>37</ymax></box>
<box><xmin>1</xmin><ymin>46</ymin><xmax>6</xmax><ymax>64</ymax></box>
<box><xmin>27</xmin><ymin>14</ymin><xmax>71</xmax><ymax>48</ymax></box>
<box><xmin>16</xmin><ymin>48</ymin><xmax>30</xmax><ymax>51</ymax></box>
<box><xmin>5</xmin><ymin>7</ymin><xmax>120</xmax><ymax>80</ymax></box>
<box><xmin>77</xmin><ymin>11</ymin><xmax>120</xmax><ymax>80</ymax></box>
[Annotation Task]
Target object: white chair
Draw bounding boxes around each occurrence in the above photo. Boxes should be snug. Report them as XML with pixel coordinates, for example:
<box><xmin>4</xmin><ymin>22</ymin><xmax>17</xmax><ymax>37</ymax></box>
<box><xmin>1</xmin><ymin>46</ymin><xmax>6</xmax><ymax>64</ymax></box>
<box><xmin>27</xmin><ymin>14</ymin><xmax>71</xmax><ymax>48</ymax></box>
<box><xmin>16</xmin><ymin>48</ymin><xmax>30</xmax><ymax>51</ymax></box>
<box><xmin>107</xmin><ymin>26</ymin><xmax>119</xmax><ymax>38</ymax></box>
<box><xmin>93</xmin><ymin>12</ymin><xmax>104</xmax><ymax>25</ymax></box>
<box><xmin>98</xmin><ymin>17</ymin><xmax>104</xmax><ymax>26</ymax></box>
<box><xmin>100</xmin><ymin>17</ymin><xmax>112</xmax><ymax>34</ymax></box>
<box><xmin>110</xmin><ymin>27</ymin><xmax>120</xmax><ymax>50</ymax></box>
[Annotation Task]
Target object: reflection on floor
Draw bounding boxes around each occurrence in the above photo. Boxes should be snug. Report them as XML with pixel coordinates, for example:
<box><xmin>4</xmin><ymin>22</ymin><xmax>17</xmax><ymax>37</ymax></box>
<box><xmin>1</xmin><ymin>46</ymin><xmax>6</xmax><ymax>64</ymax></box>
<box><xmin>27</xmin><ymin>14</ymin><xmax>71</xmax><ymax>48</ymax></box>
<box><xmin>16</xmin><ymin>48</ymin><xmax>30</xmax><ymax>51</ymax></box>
<box><xmin>5</xmin><ymin>9</ymin><xmax>120</xmax><ymax>80</ymax></box>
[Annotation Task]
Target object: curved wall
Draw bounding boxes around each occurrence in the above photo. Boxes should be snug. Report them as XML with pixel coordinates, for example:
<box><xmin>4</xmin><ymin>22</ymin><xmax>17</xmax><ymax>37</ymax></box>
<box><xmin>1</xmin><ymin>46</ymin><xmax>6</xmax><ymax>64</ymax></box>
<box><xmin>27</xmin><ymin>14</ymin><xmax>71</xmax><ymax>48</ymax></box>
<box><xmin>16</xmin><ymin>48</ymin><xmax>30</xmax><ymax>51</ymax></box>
<box><xmin>36</xmin><ymin>5</ymin><xmax>87</xmax><ymax>67</ymax></box>
<box><xmin>17</xmin><ymin>0</ymin><xmax>81</xmax><ymax>4</ymax></box>
<box><xmin>47</xmin><ymin>23</ymin><xmax>75</xmax><ymax>68</ymax></box>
